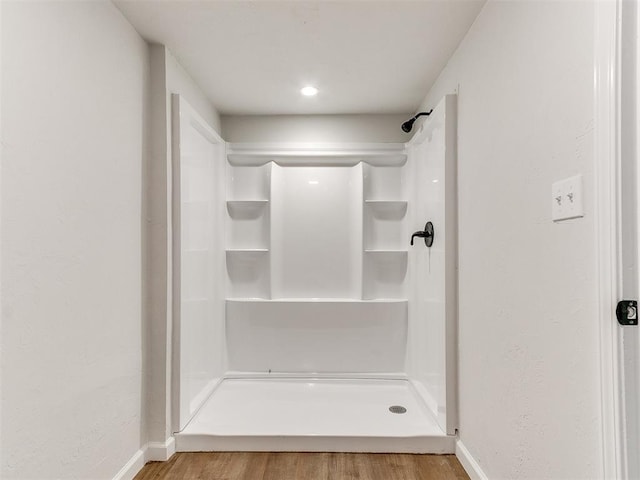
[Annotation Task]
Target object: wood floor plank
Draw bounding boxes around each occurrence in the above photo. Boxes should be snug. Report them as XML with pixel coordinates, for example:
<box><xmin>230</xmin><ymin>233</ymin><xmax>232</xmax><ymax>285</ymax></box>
<box><xmin>293</xmin><ymin>452</ymin><xmax>330</xmax><ymax>480</ymax></box>
<box><xmin>133</xmin><ymin>452</ymin><xmax>470</xmax><ymax>480</ymax></box>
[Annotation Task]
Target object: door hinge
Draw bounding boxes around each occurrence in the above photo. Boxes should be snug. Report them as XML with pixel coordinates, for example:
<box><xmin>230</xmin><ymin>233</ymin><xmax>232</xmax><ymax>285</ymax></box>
<box><xmin>616</xmin><ymin>300</ymin><xmax>638</xmax><ymax>326</ymax></box>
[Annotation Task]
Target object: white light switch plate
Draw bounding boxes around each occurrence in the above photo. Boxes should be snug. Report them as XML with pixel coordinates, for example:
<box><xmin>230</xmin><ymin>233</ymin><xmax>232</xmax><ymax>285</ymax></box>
<box><xmin>552</xmin><ymin>174</ymin><xmax>584</xmax><ymax>221</ymax></box>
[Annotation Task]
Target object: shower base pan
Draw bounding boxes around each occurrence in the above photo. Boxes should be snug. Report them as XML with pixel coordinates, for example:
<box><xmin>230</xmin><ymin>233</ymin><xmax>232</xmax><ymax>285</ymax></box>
<box><xmin>174</xmin><ymin>378</ymin><xmax>454</xmax><ymax>453</ymax></box>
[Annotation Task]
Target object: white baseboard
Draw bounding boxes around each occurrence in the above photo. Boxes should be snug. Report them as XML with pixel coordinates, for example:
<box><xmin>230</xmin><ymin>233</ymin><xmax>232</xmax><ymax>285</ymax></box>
<box><xmin>146</xmin><ymin>436</ymin><xmax>176</xmax><ymax>462</ymax></box>
<box><xmin>456</xmin><ymin>440</ymin><xmax>489</xmax><ymax>480</ymax></box>
<box><xmin>112</xmin><ymin>448</ymin><xmax>147</xmax><ymax>480</ymax></box>
<box><xmin>112</xmin><ymin>437</ymin><xmax>176</xmax><ymax>480</ymax></box>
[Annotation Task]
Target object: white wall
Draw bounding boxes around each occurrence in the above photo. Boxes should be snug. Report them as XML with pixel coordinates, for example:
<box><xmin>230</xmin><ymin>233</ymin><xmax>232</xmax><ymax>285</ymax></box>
<box><xmin>418</xmin><ymin>2</ymin><xmax>602</xmax><ymax>478</ymax></box>
<box><xmin>167</xmin><ymin>52</ymin><xmax>221</xmax><ymax>135</ymax></box>
<box><xmin>222</xmin><ymin>114</ymin><xmax>410</xmax><ymax>143</ymax></box>
<box><xmin>1</xmin><ymin>2</ymin><xmax>148</xmax><ymax>478</ymax></box>
<box><xmin>145</xmin><ymin>45</ymin><xmax>222</xmax><ymax>445</ymax></box>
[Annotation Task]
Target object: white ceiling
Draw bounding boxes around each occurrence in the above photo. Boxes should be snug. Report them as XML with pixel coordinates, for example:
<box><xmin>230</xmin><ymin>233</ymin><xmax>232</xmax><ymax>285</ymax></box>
<box><xmin>115</xmin><ymin>0</ymin><xmax>485</xmax><ymax>115</ymax></box>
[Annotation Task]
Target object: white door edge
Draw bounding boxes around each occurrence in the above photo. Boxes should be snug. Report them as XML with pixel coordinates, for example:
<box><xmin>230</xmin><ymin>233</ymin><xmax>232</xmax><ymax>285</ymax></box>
<box><xmin>594</xmin><ymin>0</ymin><xmax>624</xmax><ymax>478</ymax></box>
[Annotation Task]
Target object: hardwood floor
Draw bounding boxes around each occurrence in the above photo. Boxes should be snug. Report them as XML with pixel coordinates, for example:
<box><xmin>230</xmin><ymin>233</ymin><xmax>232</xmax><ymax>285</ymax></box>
<box><xmin>134</xmin><ymin>452</ymin><xmax>470</xmax><ymax>480</ymax></box>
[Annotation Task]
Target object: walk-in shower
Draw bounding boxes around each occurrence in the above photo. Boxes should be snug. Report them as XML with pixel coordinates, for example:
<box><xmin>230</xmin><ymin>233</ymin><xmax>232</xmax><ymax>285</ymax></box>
<box><xmin>171</xmin><ymin>94</ymin><xmax>458</xmax><ymax>453</ymax></box>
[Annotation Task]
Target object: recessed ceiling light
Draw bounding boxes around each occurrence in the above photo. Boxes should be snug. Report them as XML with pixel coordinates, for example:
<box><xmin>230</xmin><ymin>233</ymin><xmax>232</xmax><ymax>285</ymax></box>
<box><xmin>301</xmin><ymin>86</ymin><xmax>318</xmax><ymax>96</ymax></box>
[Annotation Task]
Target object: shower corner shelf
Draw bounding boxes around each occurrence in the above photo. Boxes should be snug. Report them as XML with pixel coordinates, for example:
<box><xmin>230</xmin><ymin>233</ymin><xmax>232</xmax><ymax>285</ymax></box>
<box><xmin>226</xmin><ymin>199</ymin><xmax>269</xmax><ymax>220</ymax></box>
<box><xmin>227</xmin><ymin>144</ymin><xmax>407</xmax><ymax>167</ymax></box>
<box><xmin>364</xmin><ymin>200</ymin><xmax>408</xmax><ymax>220</ymax></box>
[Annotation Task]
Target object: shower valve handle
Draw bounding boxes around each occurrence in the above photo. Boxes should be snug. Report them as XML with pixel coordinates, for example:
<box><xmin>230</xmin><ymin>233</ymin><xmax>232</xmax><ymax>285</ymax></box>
<box><xmin>410</xmin><ymin>222</ymin><xmax>434</xmax><ymax>247</ymax></box>
<box><xmin>410</xmin><ymin>231</ymin><xmax>428</xmax><ymax>244</ymax></box>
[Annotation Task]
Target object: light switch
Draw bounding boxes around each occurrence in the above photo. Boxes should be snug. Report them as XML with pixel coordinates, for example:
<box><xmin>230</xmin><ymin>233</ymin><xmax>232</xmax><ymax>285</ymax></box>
<box><xmin>552</xmin><ymin>174</ymin><xmax>584</xmax><ymax>222</ymax></box>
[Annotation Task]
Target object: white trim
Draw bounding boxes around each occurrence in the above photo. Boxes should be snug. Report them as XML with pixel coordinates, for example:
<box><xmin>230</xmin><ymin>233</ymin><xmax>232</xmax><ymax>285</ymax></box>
<box><xmin>112</xmin><ymin>448</ymin><xmax>147</xmax><ymax>480</ymax></box>
<box><xmin>226</xmin><ymin>142</ymin><xmax>407</xmax><ymax>167</ymax></box>
<box><xmin>227</xmin><ymin>141</ymin><xmax>406</xmax><ymax>153</ymax></box>
<box><xmin>146</xmin><ymin>437</ymin><xmax>176</xmax><ymax>462</ymax></box>
<box><xmin>111</xmin><ymin>437</ymin><xmax>176</xmax><ymax>480</ymax></box>
<box><xmin>455</xmin><ymin>440</ymin><xmax>488</xmax><ymax>480</ymax></box>
<box><xmin>223</xmin><ymin>371</ymin><xmax>409</xmax><ymax>380</ymax></box>
<box><xmin>594</xmin><ymin>0</ymin><xmax>624</xmax><ymax>478</ymax></box>
<box><xmin>170</xmin><ymin>94</ymin><xmax>182</xmax><ymax>436</ymax></box>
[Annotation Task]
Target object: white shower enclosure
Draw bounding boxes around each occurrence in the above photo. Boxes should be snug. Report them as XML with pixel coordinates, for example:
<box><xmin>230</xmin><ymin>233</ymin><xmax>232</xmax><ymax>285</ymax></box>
<box><xmin>171</xmin><ymin>94</ymin><xmax>458</xmax><ymax>453</ymax></box>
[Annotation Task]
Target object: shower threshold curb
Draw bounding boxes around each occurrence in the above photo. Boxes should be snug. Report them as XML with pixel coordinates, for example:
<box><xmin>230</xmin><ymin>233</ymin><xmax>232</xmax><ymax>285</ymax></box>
<box><xmin>173</xmin><ymin>433</ymin><xmax>456</xmax><ymax>454</ymax></box>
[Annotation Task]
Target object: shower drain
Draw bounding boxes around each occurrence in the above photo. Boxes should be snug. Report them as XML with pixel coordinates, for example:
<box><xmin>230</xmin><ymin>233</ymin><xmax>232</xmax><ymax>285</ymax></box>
<box><xmin>388</xmin><ymin>405</ymin><xmax>407</xmax><ymax>414</ymax></box>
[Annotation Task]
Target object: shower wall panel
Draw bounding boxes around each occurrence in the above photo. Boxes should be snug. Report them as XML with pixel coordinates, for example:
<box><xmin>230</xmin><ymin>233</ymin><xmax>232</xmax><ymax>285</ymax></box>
<box><xmin>224</xmin><ymin>155</ymin><xmax>410</xmax><ymax>375</ymax></box>
<box><xmin>362</xmin><ymin>164</ymin><xmax>409</xmax><ymax>300</ymax></box>
<box><xmin>173</xmin><ymin>95</ymin><xmax>226</xmax><ymax>431</ymax></box>
<box><xmin>406</xmin><ymin>95</ymin><xmax>457</xmax><ymax>435</ymax></box>
<box><xmin>271</xmin><ymin>164</ymin><xmax>363</xmax><ymax>299</ymax></box>
<box><xmin>226</xmin><ymin>299</ymin><xmax>407</xmax><ymax>373</ymax></box>
<box><xmin>225</xmin><ymin>164</ymin><xmax>272</xmax><ymax>299</ymax></box>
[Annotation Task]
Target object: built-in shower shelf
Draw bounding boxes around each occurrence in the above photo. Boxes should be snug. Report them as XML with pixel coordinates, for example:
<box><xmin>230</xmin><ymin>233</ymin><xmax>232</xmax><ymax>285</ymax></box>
<box><xmin>365</xmin><ymin>200</ymin><xmax>408</xmax><ymax>206</ymax></box>
<box><xmin>227</xmin><ymin>201</ymin><xmax>269</xmax><ymax>222</ymax></box>
<box><xmin>227</xmin><ymin>200</ymin><xmax>269</xmax><ymax>208</ymax></box>
<box><xmin>225</xmin><ymin>249</ymin><xmax>270</xmax><ymax>300</ymax></box>
<box><xmin>226</xmin><ymin>298</ymin><xmax>407</xmax><ymax>303</ymax></box>
<box><xmin>228</xmin><ymin>154</ymin><xmax>408</xmax><ymax>167</ymax></box>
<box><xmin>227</xmin><ymin>144</ymin><xmax>407</xmax><ymax>167</ymax></box>
<box><xmin>364</xmin><ymin>200</ymin><xmax>408</xmax><ymax>220</ymax></box>
<box><xmin>227</xmin><ymin>200</ymin><xmax>269</xmax><ymax>251</ymax></box>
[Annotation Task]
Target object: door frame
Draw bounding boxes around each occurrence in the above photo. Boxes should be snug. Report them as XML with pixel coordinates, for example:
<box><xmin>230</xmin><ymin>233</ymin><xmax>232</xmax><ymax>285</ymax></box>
<box><xmin>594</xmin><ymin>0</ymin><xmax>621</xmax><ymax>477</ymax></box>
<box><xmin>595</xmin><ymin>0</ymin><xmax>638</xmax><ymax>478</ymax></box>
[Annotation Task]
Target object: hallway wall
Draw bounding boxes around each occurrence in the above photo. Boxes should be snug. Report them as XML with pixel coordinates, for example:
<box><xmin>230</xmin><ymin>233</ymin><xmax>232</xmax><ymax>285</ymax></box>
<box><xmin>1</xmin><ymin>2</ymin><xmax>148</xmax><ymax>478</ymax></box>
<box><xmin>418</xmin><ymin>1</ymin><xmax>603</xmax><ymax>478</ymax></box>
